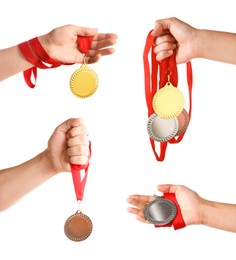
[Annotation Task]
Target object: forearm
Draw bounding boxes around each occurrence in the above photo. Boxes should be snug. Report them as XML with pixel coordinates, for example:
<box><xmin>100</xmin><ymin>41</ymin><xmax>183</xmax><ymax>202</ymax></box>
<box><xmin>0</xmin><ymin>150</ymin><xmax>57</xmax><ymax>211</ymax></box>
<box><xmin>196</xmin><ymin>29</ymin><xmax>236</xmax><ymax>64</ymax></box>
<box><xmin>0</xmin><ymin>45</ymin><xmax>33</xmax><ymax>81</ymax></box>
<box><xmin>202</xmin><ymin>199</ymin><xmax>236</xmax><ymax>232</ymax></box>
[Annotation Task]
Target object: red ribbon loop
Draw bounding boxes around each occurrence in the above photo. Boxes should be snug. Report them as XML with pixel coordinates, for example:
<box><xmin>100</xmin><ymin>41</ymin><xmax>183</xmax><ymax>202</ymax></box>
<box><xmin>70</xmin><ymin>142</ymin><xmax>92</xmax><ymax>201</ymax></box>
<box><xmin>77</xmin><ymin>36</ymin><xmax>94</xmax><ymax>54</ymax></box>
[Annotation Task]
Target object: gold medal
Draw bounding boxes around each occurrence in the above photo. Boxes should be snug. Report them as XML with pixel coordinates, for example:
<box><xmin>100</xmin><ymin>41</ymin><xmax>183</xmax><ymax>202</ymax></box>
<box><xmin>152</xmin><ymin>82</ymin><xmax>184</xmax><ymax>119</ymax></box>
<box><xmin>64</xmin><ymin>210</ymin><xmax>93</xmax><ymax>242</ymax></box>
<box><xmin>70</xmin><ymin>57</ymin><xmax>98</xmax><ymax>98</ymax></box>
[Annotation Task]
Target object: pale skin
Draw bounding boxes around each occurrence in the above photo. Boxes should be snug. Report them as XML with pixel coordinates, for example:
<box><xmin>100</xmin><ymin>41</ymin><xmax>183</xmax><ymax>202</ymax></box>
<box><xmin>0</xmin><ymin>24</ymin><xmax>117</xmax><ymax>81</ymax></box>
<box><xmin>151</xmin><ymin>17</ymin><xmax>236</xmax><ymax>64</ymax></box>
<box><xmin>128</xmin><ymin>17</ymin><xmax>236</xmax><ymax>233</ymax></box>
<box><xmin>0</xmin><ymin>24</ymin><xmax>116</xmax><ymax>211</ymax></box>
<box><xmin>0</xmin><ymin>118</ymin><xmax>89</xmax><ymax>211</ymax></box>
<box><xmin>127</xmin><ymin>184</ymin><xmax>236</xmax><ymax>233</ymax></box>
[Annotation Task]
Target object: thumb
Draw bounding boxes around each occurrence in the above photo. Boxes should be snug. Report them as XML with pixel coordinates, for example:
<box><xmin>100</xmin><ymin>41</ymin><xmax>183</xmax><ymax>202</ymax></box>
<box><xmin>157</xmin><ymin>184</ymin><xmax>178</xmax><ymax>194</ymax></box>
<box><xmin>77</xmin><ymin>26</ymin><xmax>98</xmax><ymax>36</ymax></box>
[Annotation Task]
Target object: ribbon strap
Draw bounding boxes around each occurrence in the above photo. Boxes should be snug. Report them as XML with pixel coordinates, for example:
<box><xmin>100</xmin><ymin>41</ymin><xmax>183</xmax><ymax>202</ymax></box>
<box><xmin>70</xmin><ymin>142</ymin><xmax>92</xmax><ymax>201</ymax></box>
<box><xmin>18</xmin><ymin>38</ymin><xmax>62</xmax><ymax>88</ymax></box>
<box><xmin>155</xmin><ymin>193</ymin><xmax>186</xmax><ymax>230</ymax></box>
<box><xmin>143</xmin><ymin>30</ymin><xmax>193</xmax><ymax>161</ymax></box>
<box><xmin>77</xmin><ymin>36</ymin><xmax>94</xmax><ymax>54</ymax></box>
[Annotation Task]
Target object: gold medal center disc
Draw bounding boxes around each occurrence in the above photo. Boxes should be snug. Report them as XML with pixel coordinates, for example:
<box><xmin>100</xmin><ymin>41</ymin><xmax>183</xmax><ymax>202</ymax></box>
<box><xmin>152</xmin><ymin>83</ymin><xmax>184</xmax><ymax>119</ymax></box>
<box><xmin>64</xmin><ymin>211</ymin><xmax>93</xmax><ymax>241</ymax></box>
<box><xmin>70</xmin><ymin>64</ymin><xmax>98</xmax><ymax>98</ymax></box>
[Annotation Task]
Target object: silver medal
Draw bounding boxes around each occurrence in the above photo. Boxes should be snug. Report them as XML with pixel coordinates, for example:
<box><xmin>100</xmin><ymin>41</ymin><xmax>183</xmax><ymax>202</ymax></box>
<box><xmin>144</xmin><ymin>197</ymin><xmax>177</xmax><ymax>225</ymax></box>
<box><xmin>147</xmin><ymin>113</ymin><xmax>178</xmax><ymax>142</ymax></box>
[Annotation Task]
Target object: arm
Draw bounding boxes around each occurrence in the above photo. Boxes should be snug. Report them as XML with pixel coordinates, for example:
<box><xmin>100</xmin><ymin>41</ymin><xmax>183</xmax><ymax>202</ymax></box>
<box><xmin>127</xmin><ymin>184</ymin><xmax>236</xmax><ymax>233</ymax></box>
<box><xmin>152</xmin><ymin>17</ymin><xmax>236</xmax><ymax>64</ymax></box>
<box><xmin>0</xmin><ymin>118</ymin><xmax>89</xmax><ymax>211</ymax></box>
<box><xmin>0</xmin><ymin>24</ymin><xmax>117</xmax><ymax>81</ymax></box>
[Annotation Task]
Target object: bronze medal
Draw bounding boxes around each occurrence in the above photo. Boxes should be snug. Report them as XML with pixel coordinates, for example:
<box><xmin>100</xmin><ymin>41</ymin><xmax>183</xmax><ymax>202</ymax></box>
<box><xmin>176</xmin><ymin>108</ymin><xmax>189</xmax><ymax>136</ymax></box>
<box><xmin>70</xmin><ymin>61</ymin><xmax>98</xmax><ymax>98</ymax></box>
<box><xmin>64</xmin><ymin>211</ymin><xmax>93</xmax><ymax>242</ymax></box>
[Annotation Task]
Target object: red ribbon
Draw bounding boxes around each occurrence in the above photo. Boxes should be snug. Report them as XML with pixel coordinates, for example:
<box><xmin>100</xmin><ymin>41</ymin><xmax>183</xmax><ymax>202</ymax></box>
<box><xmin>18</xmin><ymin>35</ymin><xmax>94</xmax><ymax>88</ymax></box>
<box><xmin>155</xmin><ymin>193</ymin><xmax>186</xmax><ymax>230</ymax></box>
<box><xmin>143</xmin><ymin>30</ymin><xmax>193</xmax><ymax>161</ymax></box>
<box><xmin>18</xmin><ymin>39</ymin><xmax>62</xmax><ymax>88</ymax></box>
<box><xmin>70</xmin><ymin>142</ymin><xmax>91</xmax><ymax>201</ymax></box>
<box><xmin>77</xmin><ymin>36</ymin><xmax>94</xmax><ymax>54</ymax></box>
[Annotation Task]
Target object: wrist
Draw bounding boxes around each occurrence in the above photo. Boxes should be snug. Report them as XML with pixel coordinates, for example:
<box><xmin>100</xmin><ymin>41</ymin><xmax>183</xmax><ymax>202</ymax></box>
<box><xmin>39</xmin><ymin>149</ymin><xmax>60</xmax><ymax>177</ymax></box>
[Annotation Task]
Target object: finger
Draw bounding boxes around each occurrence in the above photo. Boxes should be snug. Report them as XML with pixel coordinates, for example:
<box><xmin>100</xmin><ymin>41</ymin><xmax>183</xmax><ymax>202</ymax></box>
<box><xmin>154</xmin><ymin>34</ymin><xmax>176</xmax><ymax>45</ymax></box>
<box><xmin>127</xmin><ymin>195</ymin><xmax>155</xmax><ymax>211</ymax></box>
<box><xmin>154</xmin><ymin>42</ymin><xmax>176</xmax><ymax>54</ymax></box>
<box><xmin>127</xmin><ymin>207</ymin><xmax>140</xmax><ymax>215</ymax></box>
<box><xmin>136</xmin><ymin>215</ymin><xmax>151</xmax><ymax>224</ymax></box>
<box><xmin>152</xmin><ymin>19</ymin><xmax>173</xmax><ymax>37</ymax></box>
<box><xmin>155</xmin><ymin>50</ymin><xmax>174</xmax><ymax>61</ymax></box>
<box><xmin>67</xmin><ymin>135</ymin><xmax>89</xmax><ymax>147</ymax></box>
<box><xmin>92</xmin><ymin>33</ymin><xmax>118</xmax><ymax>44</ymax></box>
<box><xmin>67</xmin><ymin>144</ymin><xmax>89</xmax><ymax>157</ymax></box>
<box><xmin>127</xmin><ymin>207</ymin><xmax>151</xmax><ymax>224</ymax></box>
<box><xmin>67</xmin><ymin>124</ymin><xmax>88</xmax><ymax>138</ymax></box>
<box><xmin>76</xmin><ymin>26</ymin><xmax>98</xmax><ymax>36</ymax></box>
<box><xmin>56</xmin><ymin>118</ymin><xmax>85</xmax><ymax>134</ymax></box>
<box><xmin>70</xmin><ymin>155</ymin><xmax>88</xmax><ymax>165</ymax></box>
<box><xmin>157</xmin><ymin>184</ymin><xmax>180</xmax><ymax>194</ymax></box>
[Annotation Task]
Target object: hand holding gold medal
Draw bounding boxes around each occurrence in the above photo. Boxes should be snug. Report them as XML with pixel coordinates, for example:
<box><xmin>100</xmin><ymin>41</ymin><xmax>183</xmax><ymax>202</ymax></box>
<box><xmin>143</xmin><ymin>30</ymin><xmax>193</xmax><ymax>161</ymax></box>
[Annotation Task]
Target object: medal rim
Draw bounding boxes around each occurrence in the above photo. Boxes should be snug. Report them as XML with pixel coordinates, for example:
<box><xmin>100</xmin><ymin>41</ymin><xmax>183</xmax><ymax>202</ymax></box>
<box><xmin>144</xmin><ymin>197</ymin><xmax>177</xmax><ymax>225</ymax></box>
<box><xmin>70</xmin><ymin>64</ymin><xmax>98</xmax><ymax>98</ymax></box>
<box><xmin>152</xmin><ymin>83</ymin><xmax>184</xmax><ymax>119</ymax></box>
<box><xmin>147</xmin><ymin>113</ymin><xmax>178</xmax><ymax>142</ymax></box>
<box><xmin>176</xmin><ymin>108</ymin><xmax>189</xmax><ymax>136</ymax></box>
<box><xmin>64</xmin><ymin>211</ymin><xmax>93</xmax><ymax>242</ymax></box>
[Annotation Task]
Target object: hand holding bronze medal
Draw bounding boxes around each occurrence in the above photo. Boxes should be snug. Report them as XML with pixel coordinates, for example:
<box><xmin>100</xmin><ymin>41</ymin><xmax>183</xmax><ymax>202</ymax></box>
<box><xmin>64</xmin><ymin>143</ymin><xmax>93</xmax><ymax>242</ymax></box>
<box><xmin>70</xmin><ymin>36</ymin><xmax>98</xmax><ymax>98</ymax></box>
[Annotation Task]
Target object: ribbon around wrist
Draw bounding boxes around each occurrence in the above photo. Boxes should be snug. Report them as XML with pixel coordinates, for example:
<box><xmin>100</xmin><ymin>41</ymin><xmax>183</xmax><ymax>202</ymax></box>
<box><xmin>143</xmin><ymin>30</ymin><xmax>193</xmax><ymax>161</ymax></box>
<box><xmin>18</xmin><ymin>37</ymin><xmax>75</xmax><ymax>88</ymax></box>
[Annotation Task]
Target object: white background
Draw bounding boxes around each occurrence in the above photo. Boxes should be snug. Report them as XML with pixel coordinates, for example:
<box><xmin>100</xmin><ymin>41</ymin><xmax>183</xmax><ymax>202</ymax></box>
<box><xmin>1</xmin><ymin>0</ymin><xmax>236</xmax><ymax>259</ymax></box>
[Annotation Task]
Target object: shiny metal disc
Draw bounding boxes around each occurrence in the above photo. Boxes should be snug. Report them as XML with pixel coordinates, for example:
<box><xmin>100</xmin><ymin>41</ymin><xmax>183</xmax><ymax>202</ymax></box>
<box><xmin>152</xmin><ymin>83</ymin><xmax>184</xmax><ymax>119</ymax></box>
<box><xmin>176</xmin><ymin>108</ymin><xmax>189</xmax><ymax>136</ymax></box>
<box><xmin>147</xmin><ymin>113</ymin><xmax>178</xmax><ymax>142</ymax></box>
<box><xmin>70</xmin><ymin>64</ymin><xmax>98</xmax><ymax>98</ymax></box>
<box><xmin>64</xmin><ymin>211</ymin><xmax>93</xmax><ymax>241</ymax></box>
<box><xmin>144</xmin><ymin>197</ymin><xmax>177</xmax><ymax>225</ymax></box>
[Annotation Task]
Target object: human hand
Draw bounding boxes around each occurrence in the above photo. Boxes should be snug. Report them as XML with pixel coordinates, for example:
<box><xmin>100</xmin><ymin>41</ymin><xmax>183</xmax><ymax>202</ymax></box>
<box><xmin>38</xmin><ymin>24</ymin><xmax>117</xmax><ymax>64</ymax></box>
<box><xmin>127</xmin><ymin>184</ymin><xmax>204</xmax><ymax>226</ymax></box>
<box><xmin>47</xmin><ymin>118</ymin><xmax>90</xmax><ymax>173</ymax></box>
<box><xmin>151</xmin><ymin>17</ymin><xmax>198</xmax><ymax>64</ymax></box>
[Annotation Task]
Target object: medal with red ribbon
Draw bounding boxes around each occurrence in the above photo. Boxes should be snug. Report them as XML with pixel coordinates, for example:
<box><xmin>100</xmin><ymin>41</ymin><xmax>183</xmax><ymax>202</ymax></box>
<box><xmin>143</xmin><ymin>30</ymin><xmax>193</xmax><ymax>161</ymax></box>
<box><xmin>64</xmin><ymin>142</ymin><xmax>93</xmax><ymax>242</ymax></box>
<box><xmin>144</xmin><ymin>193</ymin><xmax>186</xmax><ymax>230</ymax></box>
<box><xmin>70</xmin><ymin>36</ymin><xmax>98</xmax><ymax>98</ymax></box>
